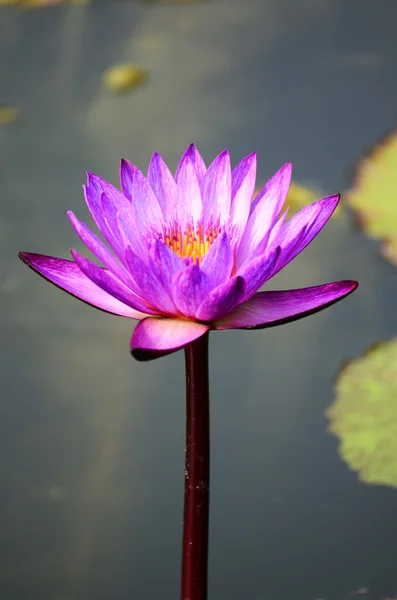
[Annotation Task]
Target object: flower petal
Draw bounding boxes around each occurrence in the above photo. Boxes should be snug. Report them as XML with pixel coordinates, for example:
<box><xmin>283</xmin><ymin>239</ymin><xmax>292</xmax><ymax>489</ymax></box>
<box><xmin>201</xmin><ymin>149</ymin><xmax>231</xmax><ymax>228</ymax></box>
<box><xmin>273</xmin><ymin>194</ymin><xmax>339</xmax><ymax>276</ymax></box>
<box><xmin>116</xmin><ymin>207</ymin><xmax>147</xmax><ymax>260</ymax></box>
<box><xmin>175</xmin><ymin>144</ymin><xmax>207</xmax><ymax>182</ymax></box>
<box><xmin>237</xmin><ymin>163</ymin><xmax>292</xmax><ymax>266</ymax></box>
<box><xmin>229</xmin><ymin>152</ymin><xmax>257</xmax><ymax>246</ymax></box>
<box><xmin>124</xmin><ymin>246</ymin><xmax>176</xmax><ymax>315</ymax></box>
<box><xmin>172</xmin><ymin>264</ymin><xmax>211</xmax><ymax>318</ymax></box>
<box><xmin>195</xmin><ymin>276</ymin><xmax>245</xmax><ymax>322</ymax></box>
<box><xmin>67</xmin><ymin>211</ymin><xmax>132</xmax><ymax>287</ymax></box>
<box><xmin>147</xmin><ymin>152</ymin><xmax>177</xmax><ymax>221</ymax></box>
<box><xmin>18</xmin><ymin>252</ymin><xmax>146</xmax><ymax>319</ymax></box>
<box><xmin>131</xmin><ymin>317</ymin><xmax>210</xmax><ymax>361</ymax></box>
<box><xmin>70</xmin><ymin>249</ymin><xmax>156</xmax><ymax>315</ymax></box>
<box><xmin>237</xmin><ymin>245</ymin><xmax>281</xmax><ymax>300</ymax></box>
<box><xmin>127</xmin><ymin>166</ymin><xmax>163</xmax><ymax>233</ymax></box>
<box><xmin>175</xmin><ymin>155</ymin><xmax>202</xmax><ymax>226</ymax></box>
<box><xmin>84</xmin><ymin>186</ymin><xmax>119</xmax><ymax>251</ymax></box>
<box><xmin>214</xmin><ymin>281</ymin><xmax>358</xmax><ymax>330</ymax></box>
<box><xmin>200</xmin><ymin>232</ymin><xmax>233</xmax><ymax>288</ymax></box>
<box><xmin>148</xmin><ymin>239</ymin><xmax>185</xmax><ymax>300</ymax></box>
<box><xmin>120</xmin><ymin>159</ymin><xmax>136</xmax><ymax>201</ymax></box>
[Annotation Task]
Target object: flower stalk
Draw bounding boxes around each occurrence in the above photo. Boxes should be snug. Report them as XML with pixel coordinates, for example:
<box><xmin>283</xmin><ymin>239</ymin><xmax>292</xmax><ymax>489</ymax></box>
<box><xmin>181</xmin><ymin>331</ymin><xmax>210</xmax><ymax>600</ymax></box>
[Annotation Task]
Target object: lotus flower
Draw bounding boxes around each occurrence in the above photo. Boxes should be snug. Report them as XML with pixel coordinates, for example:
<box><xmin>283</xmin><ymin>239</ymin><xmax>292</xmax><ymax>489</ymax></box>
<box><xmin>18</xmin><ymin>145</ymin><xmax>357</xmax><ymax>360</ymax></box>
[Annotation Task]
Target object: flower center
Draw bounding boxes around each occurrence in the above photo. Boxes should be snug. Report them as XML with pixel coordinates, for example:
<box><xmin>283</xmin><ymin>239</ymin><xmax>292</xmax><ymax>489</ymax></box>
<box><xmin>162</xmin><ymin>221</ymin><xmax>221</xmax><ymax>264</ymax></box>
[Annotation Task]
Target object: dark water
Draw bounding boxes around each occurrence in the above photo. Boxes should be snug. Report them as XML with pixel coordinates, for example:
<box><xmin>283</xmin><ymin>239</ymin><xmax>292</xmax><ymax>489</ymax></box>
<box><xmin>2</xmin><ymin>1</ymin><xmax>397</xmax><ymax>599</ymax></box>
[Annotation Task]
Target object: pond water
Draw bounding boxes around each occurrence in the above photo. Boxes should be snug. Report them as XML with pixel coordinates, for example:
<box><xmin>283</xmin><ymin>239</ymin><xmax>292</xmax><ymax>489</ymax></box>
<box><xmin>2</xmin><ymin>1</ymin><xmax>397</xmax><ymax>599</ymax></box>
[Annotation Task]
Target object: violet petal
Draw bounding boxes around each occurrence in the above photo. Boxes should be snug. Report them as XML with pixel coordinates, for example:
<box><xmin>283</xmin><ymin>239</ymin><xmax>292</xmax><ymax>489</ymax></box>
<box><xmin>200</xmin><ymin>232</ymin><xmax>233</xmax><ymax>288</ymax></box>
<box><xmin>214</xmin><ymin>281</ymin><xmax>358</xmax><ymax>330</ymax></box>
<box><xmin>67</xmin><ymin>211</ymin><xmax>132</xmax><ymax>287</ymax></box>
<box><xmin>237</xmin><ymin>163</ymin><xmax>292</xmax><ymax>266</ymax></box>
<box><xmin>237</xmin><ymin>246</ymin><xmax>281</xmax><ymax>300</ymax></box>
<box><xmin>131</xmin><ymin>317</ymin><xmax>210</xmax><ymax>361</ymax></box>
<box><xmin>70</xmin><ymin>249</ymin><xmax>156</xmax><ymax>314</ymax></box>
<box><xmin>119</xmin><ymin>158</ymin><xmax>137</xmax><ymax>201</ymax></box>
<box><xmin>148</xmin><ymin>240</ymin><xmax>185</xmax><ymax>301</ymax></box>
<box><xmin>172</xmin><ymin>264</ymin><xmax>211</xmax><ymax>318</ymax></box>
<box><xmin>273</xmin><ymin>194</ymin><xmax>339</xmax><ymax>276</ymax></box>
<box><xmin>124</xmin><ymin>246</ymin><xmax>176</xmax><ymax>315</ymax></box>
<box><xmin>18</xmin><ymin>252</ymin><xmax>147</xmax><ymax>319</ymax></box>
<box><xmin>195</xmin><ymin>276</ymin><xmax>245</xmax><ymax>322</ymax></box>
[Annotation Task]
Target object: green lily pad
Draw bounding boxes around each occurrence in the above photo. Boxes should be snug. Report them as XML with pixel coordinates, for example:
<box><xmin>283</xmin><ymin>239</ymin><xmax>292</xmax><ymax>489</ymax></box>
<box><xmin>327</xmin><ymin>337</ymin><xmax>397</xmax><ymax>487</ymax></box>
<box><xmin>254</xmin><ymin>181</ymin><xmax>342</xmax><ymax>218</ymax></box>
<box><xmin>347</xmin><ymin>131</ymin><xmax>397</xmax><ymax>266</ymax></box>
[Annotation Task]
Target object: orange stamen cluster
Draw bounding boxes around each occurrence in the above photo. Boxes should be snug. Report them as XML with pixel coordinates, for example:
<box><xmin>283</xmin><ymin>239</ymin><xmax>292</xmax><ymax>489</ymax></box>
<box><xmin>163</xmin><ymin>222</ymin><xmax>221</xmax><ymax>264</ymax></box>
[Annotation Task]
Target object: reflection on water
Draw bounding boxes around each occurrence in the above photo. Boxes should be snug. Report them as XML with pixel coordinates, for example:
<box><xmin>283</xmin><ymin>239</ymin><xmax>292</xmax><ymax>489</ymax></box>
<box><xmin>3</xmin><ymin>0</ymin><xmax>397</xmax><ymax>598</ymax></box>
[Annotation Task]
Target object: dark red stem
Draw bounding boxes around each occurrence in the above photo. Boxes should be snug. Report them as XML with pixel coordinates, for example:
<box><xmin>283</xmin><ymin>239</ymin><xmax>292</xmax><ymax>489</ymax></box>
<box><xmin>181</xmin><ymin>332</ymin><xmax>210</xmax><ymax>600</ymax></box>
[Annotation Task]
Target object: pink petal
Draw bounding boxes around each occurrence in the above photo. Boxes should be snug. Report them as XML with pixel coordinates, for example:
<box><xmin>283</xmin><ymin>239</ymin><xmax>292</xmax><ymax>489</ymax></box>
<box><xmin>131</xmin><ymin>317</ymin><xmax>210</xmax><ymax>361</ymax></box>
<box><xmin>18</xmin><ymin>252</ymin><xmax>147</xmax><ymax>319</ymax></box>
<box><xmin>128</xmin><ymin>166</ymin><xmax>164</xmax><ymax>233</ymax></box>
<box><xmin>175</xmin><ymin>155</ymin><xmax>202</xmax><ymax>226</ymax></box>
<box><xmin>214</xmin><ymin>281</ymin><xmax>358</xmax><ymax>330</ymax></box>
<box><xmin>201</xmin><ymin>149</ymin><xmax>231</xmax><ymax>228</ymax></box>
<box><xmin>70</xmin><ymin>249</ymin><xmax>156</xmax><ymax>315</ymax></box>
<box><xmin>175</xmin><ymin>144</ymin><xmax>207</xmax><ymax>182</ymax></box>
<box><xmin>195</xmin><ymin>276</ymin><xmax>245</xmax><ymax>322</ymax></box>
<box><xmin>229</xmin><ymin>153</ymin><xmax>257</xmax><ymax>247</ymax></box>
<box><xmin>116</xmin><ymin>207</ymin><xmax>147</xmax><ymax>260</ymax></box>
<box><xmin>272</xmin><ymin>194</ymin><xmax>339</xmax><ymax>276</ymax></box>
<box><xmin>147</xmin><ymin>152</ymin><xmax>177</xmax><ymax>221</ymax></box>
<box><xmin>237</xmin><ymin>163</ymin><xmax>292</xmax><ymax>266</ymax></box>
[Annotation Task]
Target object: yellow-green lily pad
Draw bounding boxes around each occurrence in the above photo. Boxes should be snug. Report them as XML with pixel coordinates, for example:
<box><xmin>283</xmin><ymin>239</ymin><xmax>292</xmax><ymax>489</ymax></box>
<box><xmin>347</xmin><ymin>131</ymin><xmax>397</xmax><ymax>266</ymax></box>
<box><xmin>327</xmin><ymin>337</ymin><xmax>397</xmax><ymax>488</ymax></box>
<box><xmin>0</xmin><ymin>105</ymin><xmax>19</xmax><ymax>124</ymax></box>
<box><xmin>253</xmin><ymin>180</ymin><xmax>342</xmax><ymax>218</ymax></box>
<box><xmin>102</xmin><ymin>64</ymin><xmax>148</xmax><ymax>93</ymax></box>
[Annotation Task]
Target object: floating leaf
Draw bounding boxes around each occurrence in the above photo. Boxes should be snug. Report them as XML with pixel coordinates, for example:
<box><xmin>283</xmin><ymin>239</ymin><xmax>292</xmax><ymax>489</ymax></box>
<box><xmin>102</xmin><ymin>64</ymin><xmax>148</xmax><ymax>93</ymax></box>
<box><xmin>21</xmin><ymin>0</ymin><xmax>63</xmax><ymax>6</ymax></box>
<box><xmin>0</xmin><ymin>105</ymin><xmax>19</xmax><ymax>124</ymax></box>
<box><xmin>347</xmin><ymin>131</ymin><xmax>397</xmax><ymax>265</ymax></box>
<box><xmin>327</xmin><ymin>338</ymin><xmax>397</xmax><ymax>488</ymax></box>
<box><xmin>254</xmin><ymin>180</ymin><xmax>342</xmax><ymax>218</ymax></box>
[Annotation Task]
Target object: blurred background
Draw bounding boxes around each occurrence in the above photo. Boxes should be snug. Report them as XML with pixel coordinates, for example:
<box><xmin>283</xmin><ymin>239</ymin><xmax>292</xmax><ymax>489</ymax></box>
<box><xmin>1</xmin><ymin>1</ymin><xmax>397</xmax><ymax>599</ymax></box>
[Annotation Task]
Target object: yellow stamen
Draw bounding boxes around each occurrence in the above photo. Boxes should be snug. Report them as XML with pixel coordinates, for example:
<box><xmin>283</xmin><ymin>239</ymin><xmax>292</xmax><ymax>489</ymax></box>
<box><xmin>161</xmin><ymin>222</ymin><xmax>221</xmax><ymax>264</ymax></box>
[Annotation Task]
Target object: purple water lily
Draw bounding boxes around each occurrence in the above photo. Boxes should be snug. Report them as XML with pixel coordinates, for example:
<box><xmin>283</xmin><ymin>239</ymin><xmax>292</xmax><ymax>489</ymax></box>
<box><xmin>19</xmin><ymin>145</ymin><xmax>357</xmax><ymax>360</ymax></box>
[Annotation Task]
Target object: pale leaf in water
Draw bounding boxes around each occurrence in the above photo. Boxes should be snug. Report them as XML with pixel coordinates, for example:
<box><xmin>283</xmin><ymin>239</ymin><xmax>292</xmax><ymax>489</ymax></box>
<box><xmin>347</xmin><ymin>131</ymin><xmax>397</xmax><ymax>266</ymax></box>
<box><xmin>327</xmin><ymin>338</ymin><xmax>397</xmax><ymax>488</ymax></box>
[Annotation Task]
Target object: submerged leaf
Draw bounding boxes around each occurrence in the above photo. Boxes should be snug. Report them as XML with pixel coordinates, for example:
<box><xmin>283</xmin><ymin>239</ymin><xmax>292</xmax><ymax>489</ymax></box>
<box><xmin>102</xmin><ymin>64</ymin><xmax>148</xmax><ymax>93</ymax></box>
<box><xmin>327</xmin><ymin>338</ymin><xmax>397</xmax><ymax>488</ymax></box>
<box><xmin>347</xmin><ymin>131</ymin><xmax>397</xmax><ymax>266</ymax></box>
